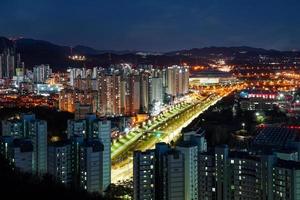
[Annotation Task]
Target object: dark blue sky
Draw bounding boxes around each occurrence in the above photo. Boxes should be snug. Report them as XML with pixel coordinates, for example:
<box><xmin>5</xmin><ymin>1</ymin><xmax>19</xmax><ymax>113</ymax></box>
<box><xmin>1</xmin><ymin>0</ymin><xmax>300</xmax><ymax>51</ymax></box>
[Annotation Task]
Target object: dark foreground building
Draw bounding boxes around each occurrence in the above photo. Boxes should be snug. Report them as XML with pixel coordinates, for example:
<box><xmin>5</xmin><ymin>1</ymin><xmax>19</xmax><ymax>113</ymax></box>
<box><xmin>134</xmin><ymin>126</ymin><xmax>300</xmax><ymax>200</ymax></box>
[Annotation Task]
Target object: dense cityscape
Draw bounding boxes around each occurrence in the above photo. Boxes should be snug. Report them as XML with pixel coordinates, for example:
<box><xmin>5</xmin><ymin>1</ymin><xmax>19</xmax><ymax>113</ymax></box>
<box><xmin>1</xmin><ymin>1</ymin><xmax>300</xmax><ymax>200</ymax></box>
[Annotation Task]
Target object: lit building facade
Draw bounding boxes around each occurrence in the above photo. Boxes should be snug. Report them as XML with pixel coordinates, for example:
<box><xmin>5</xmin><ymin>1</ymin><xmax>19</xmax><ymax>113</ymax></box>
<box><xmin>97</xmin><ymin>73</ymin><xmax>121</xmax><ymax>116</ymax></box>
<box><xmin>33</xmin><ymin>64</ymin><xmax>52</xmax><ymax>83</ymax></box>
<box><xmin>59</xmin><ymin>89</ymin><xmax>96</xmax><ymax>113</ymax></box>
<box><xmin>48</xmin><ymin>141</ymin><xmax>72</xmax><ymax>185</ymax></box>
<box><xmin>197</xmin><ymin>126</ymin><xmax>300</xmax><ymax>200</ymax></box>
<box><xmin>150</xmin><ymin>76</ymin><xmax>164</xmax><ymax>108</ymax></box>
<box><xmin>0</xmin><ymin>48</ymin><xmax>20</xmax><ymax>79</ymax></box>
<box><xmin>140</xmin><ymin>72</ymin><xmax>150</xmax><ymax>113</ymax></box>
<box><xmin>0</xmin><ymin>137</ymin><xmax>34</xmax><ymax>173</ymax></box>
<box><xmin>1</xmin><ymin>114</ymin><xmax>47</xmax><ymax>175</ymax></box>
<box><xmin>166</xmin><ymin>65</ymin><xmax>189</xmax><ymax>99</ymax></box>
<box><xmin>80</xmin><ymin>140</ymin><xmax>104</xmax><ymax>193</ymax></box>
<box><xmin>68</xmin><ymin>114</ymin><xmax>111</xmax><ymax>192</ymax></box>
<box><xmin>134</xmin><ymin>127</ymin><xmax>206</xmax><ymax>200</ymax></box>
<box><xmin>133</xmin><ymin>149</ymin><xmax>156</xmax><ymax>200</ymax></box>
<box><xmin>64</xmin><ymin>66</ymin><xmax>189</xmax><ymax>117</ymax></box>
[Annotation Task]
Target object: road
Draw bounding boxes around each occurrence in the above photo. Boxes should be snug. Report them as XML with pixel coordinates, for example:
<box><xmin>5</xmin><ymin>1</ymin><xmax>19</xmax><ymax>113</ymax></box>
<box><xmin>111</xmin><ymin>84</ymin><xmax>243</xmax><ymax>183</ymax></box>
<box><xmin>111</xmin><ymin>96</ymin><xmax>201</xmax><ymax>161</ymax></box>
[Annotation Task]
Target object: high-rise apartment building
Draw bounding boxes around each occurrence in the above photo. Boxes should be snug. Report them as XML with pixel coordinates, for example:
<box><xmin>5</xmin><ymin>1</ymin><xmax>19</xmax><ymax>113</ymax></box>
<box><xmin>0</xmin><ymin>48</ymin><xmax>18</xmax><ymax>79</ymax></box>
<box><xmin>68</xmin><ymin>114</ymin><xmax>111</xmax><ymax>192</ymax></box>
<box><xmin>48</xmin><ymin>141</ymin><xmax>72</xmax><ymax>185</ymax></box>
<box><xmin>133</xmin><ymin>149</ymin><xmax>156</xmax><ymax>200</ymax></box>
<box><xmin>197</xmin><ymin>128</ymin><xmax>300</xmax><ymax>200</ymax></box>
<box><xmin>140</xmin><ymin>72</ymin><xmax>150</xmax><ymax>113</ymax></box>
<box><xmin>59</xmin><ymin>89</ymin><xmax>96</xmax><ymax>113</ymax></box>
<box><xmin>120</xmin><ymin>78</ymin><xmax>131</xmax><ymax>115</ymax></box>
<box><xmin>162</xmin><ymin>149</ymin><xmax>185</xmax><ymax>200</ymax></box>
<box><xmin>65</xmin><ymin>66</ymin><xmax>189</xmax><ymax>117</ymax></box>
<box><xmin>166</xmin><ymin>65</ymin><xmax>189</xmax><ymax>99</ymax></box>
<box><xmin>272</xmin><ymin>160</ymin><xmax>300</xmax><ymax>200</ymax></box>
<box><xmin>0</xmin><ymin>113</ymin><xmax>111</xmax><ymax>195</ymax></box>
<box><xmin>97</xmin><ymin>73</ymin><xmax>121</xmax><ymax>116</ymax></box>
<box><xmin>177</xmin><ymin>141</ymin><xmax>199</xmax><ymax>200</ymax></box>
<box><xmin>130</xmin><ymin>75</ymin><xmax>141</xmax><ymax>115</ymax></box>
<box><xmin>1</xmin><ymin>114</ymin><xmax>47</xmax><ymax>174</ymax></box>
<box><xmin>33</xmin><ymin>64</ymin><xmax>52</xmax><ymax>83</ymax></box>
<box><xmin>134</xmin><ymin>127</ymin><xmax>206</xmax><ymax>200</ymax></box>
<box><xmin>80</xmin><ymin>140</ymin><xmax>104</xmax><ymax>193</ymax></box>
<box><xmin>150</xmin><ymin>77</ymin><xmax>163</xmax><ymax>106</ymax></box>
<box><xmin>0</xmin><ymin>136</ymin><xmax>33</xmax><ymax>173</ymax></box>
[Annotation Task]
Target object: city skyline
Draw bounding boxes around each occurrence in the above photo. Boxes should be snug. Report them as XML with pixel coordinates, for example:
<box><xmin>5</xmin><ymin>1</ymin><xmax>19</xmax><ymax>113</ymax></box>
<box><xmin>1</xmin><ymin>0</ymin><xmax>300</xmax><ymax>51</ymax></box>
<box><xmin>1</xmin><ymin>1</ymin><xmax>300</xmax><ymax>199</ymax></box>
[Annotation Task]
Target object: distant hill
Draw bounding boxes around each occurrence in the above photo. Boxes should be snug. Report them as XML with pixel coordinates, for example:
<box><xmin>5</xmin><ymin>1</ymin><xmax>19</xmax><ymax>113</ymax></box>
<box><xmin>0</xmin><ymin>36</ymin><xmax>299</xmax><ymax>71</ymax></box>
<box><xmin>166</xmin><ymin>46</ymin><xmax>292</xmax><ymax>57</ymax></box>
<box><xmin>73</xmin><ymin>45</ymin><xmax>105</xmax><ymax>55</ymax></box>
<box><xmin>0</xmin><ymin>37</ymin><xmax>140</xmax><ymax>70</ymax></box>
<box><xmin>16</xmin><ymin>38</ymin><xmax>73</xmax><ymax>70</ymax></box>
<box><xmin>73</xmin><ymin>45</ymin><xmax>138</xmax><ymax>55</ymax></box>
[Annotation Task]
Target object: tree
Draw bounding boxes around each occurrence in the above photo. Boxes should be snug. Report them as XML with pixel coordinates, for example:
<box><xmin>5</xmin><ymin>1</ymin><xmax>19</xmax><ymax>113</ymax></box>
<box><xmin>105</xmin><ymin>179</ymin><xmax>133</xmax><ymax>199</ymax></box>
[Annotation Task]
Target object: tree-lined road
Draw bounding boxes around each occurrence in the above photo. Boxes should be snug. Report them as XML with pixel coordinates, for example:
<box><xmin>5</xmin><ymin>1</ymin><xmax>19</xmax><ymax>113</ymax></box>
<box><xmin>111</xmin><ymin>84</ymin><xmax>244</xmax><ymax>183</ymax></box>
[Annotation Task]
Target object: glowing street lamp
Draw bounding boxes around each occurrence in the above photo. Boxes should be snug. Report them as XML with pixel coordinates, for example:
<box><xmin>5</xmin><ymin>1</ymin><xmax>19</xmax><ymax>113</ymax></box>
<box><xmin>241</xmin><ymin>122</ymin><xmax>246</xmax><ymax>130</ymax></box>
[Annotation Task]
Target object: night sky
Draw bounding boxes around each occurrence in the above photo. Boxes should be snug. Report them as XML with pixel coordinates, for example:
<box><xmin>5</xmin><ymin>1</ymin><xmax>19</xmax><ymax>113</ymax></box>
<box><xmin>0</xmin><ymin>0</ymin><xmax>300</xmax><ymax>52</ymax></box>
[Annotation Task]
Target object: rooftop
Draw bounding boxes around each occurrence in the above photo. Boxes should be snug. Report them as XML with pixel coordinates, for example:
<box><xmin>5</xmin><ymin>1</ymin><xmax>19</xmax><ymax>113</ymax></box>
<box><xmin>253</xmin><ymin>127</ymin><xmax>299</xmax><ymax>148</ymax></box>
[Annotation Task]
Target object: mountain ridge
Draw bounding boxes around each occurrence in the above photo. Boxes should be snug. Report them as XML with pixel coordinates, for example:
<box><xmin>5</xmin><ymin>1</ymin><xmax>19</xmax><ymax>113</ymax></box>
<box><xmin>0</xmin><ymin>36</ymin><xmax>299</xmax><ymax>70</ymax></box>
<box><xmin>3</xmin><ymin>36</ymin><xmax>298</xmax><ymax>56</ymax></box>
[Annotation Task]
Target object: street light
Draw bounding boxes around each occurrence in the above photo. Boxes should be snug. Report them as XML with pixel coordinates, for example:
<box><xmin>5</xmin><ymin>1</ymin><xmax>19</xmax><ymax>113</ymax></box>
<box><xmin>241</xmin><ymin>122</ymin><xmax>245</xmax><ymax>130</ymax></box>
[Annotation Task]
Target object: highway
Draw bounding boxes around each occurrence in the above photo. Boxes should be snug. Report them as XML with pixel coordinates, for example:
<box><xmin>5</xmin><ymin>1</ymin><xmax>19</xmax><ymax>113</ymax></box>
<box><xmin>111</xmin><ymin>84</ymin><xmax>243</xmax><ymax>183</ymax></box>
<box><xmin>111</xmin><ymin>96</ymin><xmax>200</xmax><ymax>162</ymax></box>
